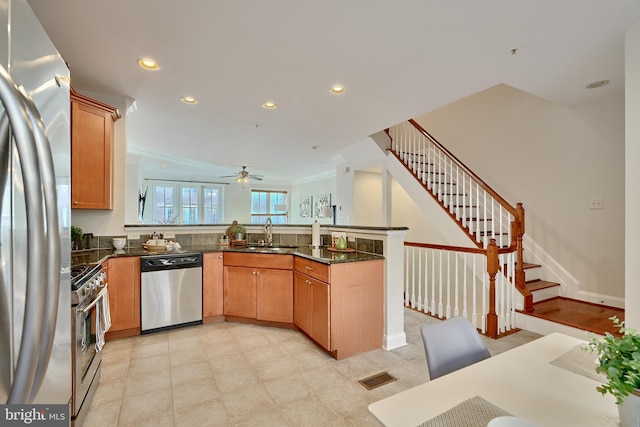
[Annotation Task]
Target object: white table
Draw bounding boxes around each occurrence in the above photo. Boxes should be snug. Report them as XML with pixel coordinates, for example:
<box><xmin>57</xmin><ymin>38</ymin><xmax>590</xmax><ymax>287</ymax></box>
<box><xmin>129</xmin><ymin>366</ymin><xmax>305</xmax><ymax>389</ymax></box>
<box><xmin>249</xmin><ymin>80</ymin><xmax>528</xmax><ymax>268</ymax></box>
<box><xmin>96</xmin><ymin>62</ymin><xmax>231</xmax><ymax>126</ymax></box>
<box><xmin>369</xmin><ymin>333</ymin><xmax>619</xmax><ymax>427</ymax></box>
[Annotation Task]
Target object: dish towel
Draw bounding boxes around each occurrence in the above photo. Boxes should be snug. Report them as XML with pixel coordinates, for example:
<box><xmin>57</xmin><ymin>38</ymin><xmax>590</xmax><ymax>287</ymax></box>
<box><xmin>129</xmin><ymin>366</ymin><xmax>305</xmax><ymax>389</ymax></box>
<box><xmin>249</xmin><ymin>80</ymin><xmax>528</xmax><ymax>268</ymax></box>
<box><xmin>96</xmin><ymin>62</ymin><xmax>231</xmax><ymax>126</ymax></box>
<box><xmin>95</xmin><ymin>287</ymin><xmax>112</xmax><ymax>352</ymax></box>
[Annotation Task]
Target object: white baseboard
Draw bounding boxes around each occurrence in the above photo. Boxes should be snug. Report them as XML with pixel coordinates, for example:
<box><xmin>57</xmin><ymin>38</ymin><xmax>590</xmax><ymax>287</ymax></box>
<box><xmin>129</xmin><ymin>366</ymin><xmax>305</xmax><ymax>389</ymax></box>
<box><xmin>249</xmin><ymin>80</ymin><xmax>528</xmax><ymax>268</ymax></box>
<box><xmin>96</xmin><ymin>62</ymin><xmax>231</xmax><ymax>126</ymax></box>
<box><xmin>383</xmin><ymin>332</ymin><xmax>408</xmax><ymax>350</ymax></box>
<box><xmin>572</xmin><ymin>290</ymin><xmax>625</xmax><ymax>309</ymax></box>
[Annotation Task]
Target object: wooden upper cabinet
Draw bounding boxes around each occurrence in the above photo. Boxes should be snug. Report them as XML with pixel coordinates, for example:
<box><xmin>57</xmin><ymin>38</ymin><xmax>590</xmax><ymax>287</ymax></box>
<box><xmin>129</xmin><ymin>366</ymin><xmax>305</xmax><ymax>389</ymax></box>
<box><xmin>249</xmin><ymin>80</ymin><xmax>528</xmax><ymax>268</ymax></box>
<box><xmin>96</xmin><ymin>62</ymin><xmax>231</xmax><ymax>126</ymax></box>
<box><xmin>71</xmin><ymin>88</ymin><xmax>120</xmax><ymax>210</ymax></box>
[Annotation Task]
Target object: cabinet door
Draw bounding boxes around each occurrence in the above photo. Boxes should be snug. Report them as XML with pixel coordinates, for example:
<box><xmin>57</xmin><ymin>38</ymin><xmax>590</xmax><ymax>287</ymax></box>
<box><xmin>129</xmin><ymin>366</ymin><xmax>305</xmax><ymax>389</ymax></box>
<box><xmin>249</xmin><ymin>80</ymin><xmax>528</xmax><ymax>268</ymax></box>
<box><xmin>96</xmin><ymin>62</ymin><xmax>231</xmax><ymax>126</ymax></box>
<box><xmin>223</xmin><ymin>266</ymin><xmax>257</xmax><ymax>318</ymax></box>
<box><xmin>257</xmin><ymin>269</ymin><xmax>293</xmax><ymax>323</ymax></box>
<box><xmin>71</xmin><ymin>90</ymin><xmax>118</xmax><ymax>210</ymax></box>
<box><xmin>203</xmin><ymin>252</ymin><xmax>224</xmax><ymax>318</ymax></box>
<box><xmin>311</xmin><ymin>280</ymin><xmax>330</xmax><ymax>350</ymax></box>
<box><xmin>293</xmin><ymin>272</ymin><xmax>312</xmax><ymax>333</ymax></box>
<box><xmin>106</xmin><ymin>257</ymin><xmax>140</xmax><ymax>332</ymax></box>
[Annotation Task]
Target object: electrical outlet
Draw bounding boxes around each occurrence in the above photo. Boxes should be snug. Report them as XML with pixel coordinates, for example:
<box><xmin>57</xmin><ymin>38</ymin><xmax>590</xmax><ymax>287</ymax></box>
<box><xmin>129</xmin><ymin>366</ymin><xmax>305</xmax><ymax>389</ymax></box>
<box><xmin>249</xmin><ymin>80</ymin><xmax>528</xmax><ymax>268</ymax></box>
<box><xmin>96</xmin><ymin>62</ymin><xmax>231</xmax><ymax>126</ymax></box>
<box><xmin>127</xmin><ymin>233</ymin><xmax>140</xmax><ymax>240</ymax></box>
<box><xmin>589</xmin><ymin>198</ymin><xmax>604</xmax><ymax>209</ymax></box>
<box><xmin>163</xmin><ymin>232</ymin><xmax>175</xmax><ymax>239</ymax></box>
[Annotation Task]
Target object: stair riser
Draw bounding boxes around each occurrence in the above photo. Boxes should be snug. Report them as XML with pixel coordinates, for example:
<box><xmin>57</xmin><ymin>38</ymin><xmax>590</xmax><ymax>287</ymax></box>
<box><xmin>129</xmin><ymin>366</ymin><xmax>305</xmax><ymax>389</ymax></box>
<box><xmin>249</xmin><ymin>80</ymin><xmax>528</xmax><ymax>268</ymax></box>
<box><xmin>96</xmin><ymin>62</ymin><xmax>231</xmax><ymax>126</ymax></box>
<box><xmin>525</xmin><ymin>266</ymin><xmax>542</xmax><ymax>282</ymax></box>
<box><xmin>532</xmin><ymin>286</ymin><xmax>560</xmax><ymax>303</ymax></box>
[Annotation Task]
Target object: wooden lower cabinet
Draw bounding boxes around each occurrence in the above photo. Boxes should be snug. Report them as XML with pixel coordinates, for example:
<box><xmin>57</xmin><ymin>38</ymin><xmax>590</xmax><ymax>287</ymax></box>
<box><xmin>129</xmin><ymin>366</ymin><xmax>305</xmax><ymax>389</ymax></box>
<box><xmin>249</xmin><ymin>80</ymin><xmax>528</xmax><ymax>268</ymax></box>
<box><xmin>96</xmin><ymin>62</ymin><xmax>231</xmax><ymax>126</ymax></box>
<box><xmin>104</xmin><ymin>256</ymin><xmax>140</xmax><ymax>339</ymax></box>
<box><xmin>294</xmin><ymin>272</ymin><xmax>330</xmax><ymax>350</ymax></box>
<box><xmin>223</xmin><ymin>266</ymin><xmax>257</xmax><ymax>318</ymax></box>
<box><xmin>223</xmin><ymin>253</ymin><xmax>294</xmax><ymax>323</ymax></box>
<box><xmin>203</xmin><ymin>252</ymin><xmax>224</xmax><ymax>320</ymax></box>
<box><xmin>294</xmin><ymin>257</ymin><xmax>384</xmax><ymax>359</ymax></box>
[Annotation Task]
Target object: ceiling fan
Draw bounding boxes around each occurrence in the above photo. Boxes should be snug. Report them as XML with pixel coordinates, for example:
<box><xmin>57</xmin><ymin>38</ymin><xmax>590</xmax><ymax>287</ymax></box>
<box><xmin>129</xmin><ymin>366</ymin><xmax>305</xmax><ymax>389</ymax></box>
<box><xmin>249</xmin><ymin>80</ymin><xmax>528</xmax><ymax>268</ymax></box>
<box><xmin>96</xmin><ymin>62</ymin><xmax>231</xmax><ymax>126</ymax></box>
<box><xmin>220</xmin><ymin>165</ymin><xmax>264</xmax><ymax>182</ymax></box>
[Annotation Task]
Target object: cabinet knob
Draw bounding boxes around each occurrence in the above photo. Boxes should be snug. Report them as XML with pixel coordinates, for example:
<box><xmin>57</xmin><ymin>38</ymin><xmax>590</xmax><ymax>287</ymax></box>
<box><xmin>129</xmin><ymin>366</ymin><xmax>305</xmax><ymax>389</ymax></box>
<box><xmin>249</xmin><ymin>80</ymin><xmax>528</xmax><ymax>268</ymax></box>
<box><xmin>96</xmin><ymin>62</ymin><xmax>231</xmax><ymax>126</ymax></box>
<box><xmin>304</xmin><ymin>266</ymin><xmax>312</xmax><ymax>270</ymax></box>
<box><xmin>73</xmin><ymin>201</ymin><xmax>78</xmax><ymax>205</ymax></box>
<box><xmin>305</xmin><ymin>280</ymin><xmax>312</xmax><ymax>285</ymax></box>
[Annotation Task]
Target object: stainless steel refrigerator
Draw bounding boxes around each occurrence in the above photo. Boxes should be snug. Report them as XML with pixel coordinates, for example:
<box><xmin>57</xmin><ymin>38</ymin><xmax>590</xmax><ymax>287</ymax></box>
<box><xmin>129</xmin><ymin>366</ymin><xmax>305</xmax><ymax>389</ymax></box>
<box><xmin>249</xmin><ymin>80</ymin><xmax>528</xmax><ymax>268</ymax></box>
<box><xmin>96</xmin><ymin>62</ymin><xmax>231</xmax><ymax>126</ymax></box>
<box><xmin>0</xmin><ymin>0</ymin><xmax>71</xmax><ymax>408</ymax></box>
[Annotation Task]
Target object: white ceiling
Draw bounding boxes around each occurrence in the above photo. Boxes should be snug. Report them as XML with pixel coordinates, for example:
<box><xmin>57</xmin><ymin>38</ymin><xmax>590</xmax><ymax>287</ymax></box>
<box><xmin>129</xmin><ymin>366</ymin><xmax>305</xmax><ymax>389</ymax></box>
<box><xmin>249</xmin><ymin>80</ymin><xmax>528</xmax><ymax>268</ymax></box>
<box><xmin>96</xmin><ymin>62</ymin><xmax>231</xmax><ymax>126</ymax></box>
<box><xmin>27</xmin><ymin>0</ymin><xmax>640</xmax><ymax>184</ymax></box>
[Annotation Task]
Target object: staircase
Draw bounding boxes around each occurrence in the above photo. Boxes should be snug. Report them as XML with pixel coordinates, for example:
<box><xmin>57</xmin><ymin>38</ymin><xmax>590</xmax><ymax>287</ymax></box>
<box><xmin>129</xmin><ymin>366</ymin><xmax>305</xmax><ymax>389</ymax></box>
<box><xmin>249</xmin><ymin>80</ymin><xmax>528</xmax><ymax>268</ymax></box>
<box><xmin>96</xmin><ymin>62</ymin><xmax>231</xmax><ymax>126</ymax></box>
<box><xmin>385</xmin><ymin>119</ymin><xmax>623</xmax><ymax>339</ymax></box>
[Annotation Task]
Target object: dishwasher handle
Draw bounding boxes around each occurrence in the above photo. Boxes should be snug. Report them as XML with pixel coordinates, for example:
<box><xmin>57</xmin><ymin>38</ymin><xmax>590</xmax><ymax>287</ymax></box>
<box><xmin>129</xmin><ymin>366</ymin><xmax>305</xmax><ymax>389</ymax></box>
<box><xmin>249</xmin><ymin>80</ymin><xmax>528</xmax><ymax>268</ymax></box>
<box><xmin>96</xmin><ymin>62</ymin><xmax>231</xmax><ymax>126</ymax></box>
<box><xmin>140</xmin><ymin>253</ymin><xmax>203</xmax><ymax>272</ymax></box>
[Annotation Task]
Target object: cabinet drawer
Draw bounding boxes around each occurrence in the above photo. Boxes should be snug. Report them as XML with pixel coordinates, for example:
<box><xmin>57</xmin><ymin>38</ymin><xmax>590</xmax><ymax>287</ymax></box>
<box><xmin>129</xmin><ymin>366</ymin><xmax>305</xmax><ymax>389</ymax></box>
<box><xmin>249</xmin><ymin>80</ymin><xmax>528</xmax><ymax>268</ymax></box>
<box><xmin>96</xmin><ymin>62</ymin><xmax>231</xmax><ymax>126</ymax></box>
<box><xmin>294</xmin><ymin>257</ymin><xmax>329</xmax><ymax>283</ymax></box>
<box><xmin>223</xmin><ymin>252</ymin><xmax>293</xmax><ymax>270</ymax></box>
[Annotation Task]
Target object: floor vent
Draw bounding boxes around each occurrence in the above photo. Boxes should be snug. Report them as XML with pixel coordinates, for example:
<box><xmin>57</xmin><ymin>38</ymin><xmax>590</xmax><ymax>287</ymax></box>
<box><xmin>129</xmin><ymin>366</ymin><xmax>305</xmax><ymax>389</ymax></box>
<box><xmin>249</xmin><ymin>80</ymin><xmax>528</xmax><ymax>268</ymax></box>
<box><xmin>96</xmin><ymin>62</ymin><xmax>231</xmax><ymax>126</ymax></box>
<box><xmin>358</xmin><ymin>371</ymin><xmax>397</xmax><ymax>390</ymax></box>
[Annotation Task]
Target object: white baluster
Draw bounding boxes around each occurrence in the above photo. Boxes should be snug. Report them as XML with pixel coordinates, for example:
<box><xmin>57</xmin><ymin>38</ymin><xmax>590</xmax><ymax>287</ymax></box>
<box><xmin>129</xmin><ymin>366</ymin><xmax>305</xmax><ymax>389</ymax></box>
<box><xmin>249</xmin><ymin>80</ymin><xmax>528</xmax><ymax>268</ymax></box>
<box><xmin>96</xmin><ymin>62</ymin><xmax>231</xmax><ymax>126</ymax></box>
<box><xmin>471</xmin><ymin>254</ymin><xmax>477</xmax><ymax>328</ymax></box>
<box><xmin>454</xmin><ymin>252</ymin><xmax>459</xmax><ymax>317</ymax></box>
<box><xmin>417</xmin><ymin>248</ymin><xmax>423</xmax><ymax>311</ymax></box>
<box><xmin>438</xmin><ymin>250</ymin><xmax>443</xmax><ymax>317</ymax></box>
<box><xmin>462</xmin><ymin>253</ymin><xmax>468</xmax><ymax>319</ymax></box>
<box><xmin>445</xmin><ymin>251</ymin><xmax>451</xmax><ymax>319</ymax></box>
<box><xmin>404</xmin><ymin>246</ymin><xmax>409</xmax><ymax>306</ymax></box>
<box><xmin>426</xmin><ymin>140</ymin><xmax>431</xmax><ymax>189</ymax></box>
<box><xmin>422</xmin><ymin>248</ymin><xmax>428</xmax><ymax>311</ymax></box>
<box><xmin>475</xmin><ymin>183</ymin><xmax>481</xmax><ymax>241</ymax></box>
<box><xmin>411</xmin><ymin>246</ymin><xmax>416</xmax><ymax>308</ymax></box>
<box><xmin>491</xmin><ymin>198</ymin><xmax>496</xmax><ymax>244</ymax></box>
<box><xmin>483</xmin><ymin>191</ymin><xmax>488</xmax><ymax>247</ymax></box>
<box><xmin>430</xmin><ymin>249</ymin><xmax>436</xmax><ymax>314</ymax></box>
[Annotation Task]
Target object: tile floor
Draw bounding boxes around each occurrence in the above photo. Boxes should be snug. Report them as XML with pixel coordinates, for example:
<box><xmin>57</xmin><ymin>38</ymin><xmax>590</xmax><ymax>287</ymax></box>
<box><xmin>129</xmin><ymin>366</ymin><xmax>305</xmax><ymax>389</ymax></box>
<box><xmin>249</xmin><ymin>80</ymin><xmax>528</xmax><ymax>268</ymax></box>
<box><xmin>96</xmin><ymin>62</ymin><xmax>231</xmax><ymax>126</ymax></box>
<box><xmin>83</xmin><ymin>309</ymin><xmax>542</xmax><ymax>427</ymax></box>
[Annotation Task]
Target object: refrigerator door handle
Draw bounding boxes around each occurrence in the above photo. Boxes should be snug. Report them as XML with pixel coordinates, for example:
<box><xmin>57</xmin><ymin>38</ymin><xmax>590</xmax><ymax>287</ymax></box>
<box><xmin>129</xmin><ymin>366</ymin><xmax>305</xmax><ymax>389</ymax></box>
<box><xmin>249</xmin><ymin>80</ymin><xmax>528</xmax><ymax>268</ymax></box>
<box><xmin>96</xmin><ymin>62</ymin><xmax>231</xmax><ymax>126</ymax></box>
<box><xmin>0</xmin><ymin>64</ymin><xmax>48</xmax><ymax>404</ymax></box>
<box><xmin>19</xmin><ymin>86</ymin><xmax>62</xmax><ymax>402</ymax></box>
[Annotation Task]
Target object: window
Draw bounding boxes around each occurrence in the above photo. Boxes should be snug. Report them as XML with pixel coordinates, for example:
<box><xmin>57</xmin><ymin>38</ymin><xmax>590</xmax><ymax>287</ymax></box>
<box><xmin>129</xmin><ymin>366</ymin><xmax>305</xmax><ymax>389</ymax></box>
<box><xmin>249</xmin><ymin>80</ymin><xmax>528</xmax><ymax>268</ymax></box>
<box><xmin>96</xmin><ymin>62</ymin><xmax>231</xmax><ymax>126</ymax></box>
<box><xmin>146</xmin><ymin>180</ymin><xmax>223</xmax><ymax>225</ymax></box>
<box><xmin>251</xmin><ymin>190</ymin><xmax>288</xmax><ymax>224</ymax></box>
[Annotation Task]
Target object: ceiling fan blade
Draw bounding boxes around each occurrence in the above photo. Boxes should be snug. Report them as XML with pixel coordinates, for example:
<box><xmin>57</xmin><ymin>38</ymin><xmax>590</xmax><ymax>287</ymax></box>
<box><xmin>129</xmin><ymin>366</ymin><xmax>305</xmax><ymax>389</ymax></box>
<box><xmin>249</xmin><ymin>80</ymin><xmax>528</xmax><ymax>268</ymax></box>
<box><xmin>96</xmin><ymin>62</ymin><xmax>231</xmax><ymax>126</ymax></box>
<box><xmin>250</xmin><ymin>176</ymin><xmax>263</xmax><ymax>181</ymax></box>
<box><xmin>219</xmin><ymin>175</ymin><xmax>238</xmax><ymax>178</ymax></box>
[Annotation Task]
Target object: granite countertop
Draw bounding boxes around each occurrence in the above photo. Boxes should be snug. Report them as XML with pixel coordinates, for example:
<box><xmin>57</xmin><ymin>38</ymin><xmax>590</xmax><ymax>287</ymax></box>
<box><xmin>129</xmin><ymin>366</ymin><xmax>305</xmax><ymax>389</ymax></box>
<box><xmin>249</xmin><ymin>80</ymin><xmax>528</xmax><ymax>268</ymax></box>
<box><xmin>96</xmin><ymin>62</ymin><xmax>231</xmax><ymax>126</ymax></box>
<box><xmin>93</xmin><ymin>244</ymin><xmax>384</xmax><ymax>265</ymax></box>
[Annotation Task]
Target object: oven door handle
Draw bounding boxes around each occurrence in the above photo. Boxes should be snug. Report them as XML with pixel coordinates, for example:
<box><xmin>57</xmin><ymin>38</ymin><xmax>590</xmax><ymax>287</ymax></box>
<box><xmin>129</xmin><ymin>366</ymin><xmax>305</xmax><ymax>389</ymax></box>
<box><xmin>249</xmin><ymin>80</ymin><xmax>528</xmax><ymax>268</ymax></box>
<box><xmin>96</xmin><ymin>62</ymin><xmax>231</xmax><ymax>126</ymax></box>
<box><xmin>79</xmin><ymin>284</ymin><xmax>109</xmax><ymax>315</ymax></box>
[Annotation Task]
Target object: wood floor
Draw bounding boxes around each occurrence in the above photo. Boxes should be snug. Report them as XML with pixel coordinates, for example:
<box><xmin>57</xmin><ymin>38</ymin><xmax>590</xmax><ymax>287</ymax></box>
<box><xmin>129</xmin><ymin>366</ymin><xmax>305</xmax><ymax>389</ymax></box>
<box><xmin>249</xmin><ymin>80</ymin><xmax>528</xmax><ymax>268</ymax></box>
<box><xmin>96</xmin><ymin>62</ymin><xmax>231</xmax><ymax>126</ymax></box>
<box><xmin>527</xmin><ymin>297</ymin><xmax>625</xmax><ymax>336</ymax></box>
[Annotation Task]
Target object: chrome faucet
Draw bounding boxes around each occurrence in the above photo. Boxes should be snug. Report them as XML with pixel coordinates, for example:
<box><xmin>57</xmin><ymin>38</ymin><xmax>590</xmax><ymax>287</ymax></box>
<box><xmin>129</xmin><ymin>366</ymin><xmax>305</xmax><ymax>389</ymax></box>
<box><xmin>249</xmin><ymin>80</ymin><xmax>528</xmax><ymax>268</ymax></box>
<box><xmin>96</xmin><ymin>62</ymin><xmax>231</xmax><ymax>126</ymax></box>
<box><xmin>265</xmin><ymin>217</ymin><xmax>273</xmax><ymax>247</ymax></box>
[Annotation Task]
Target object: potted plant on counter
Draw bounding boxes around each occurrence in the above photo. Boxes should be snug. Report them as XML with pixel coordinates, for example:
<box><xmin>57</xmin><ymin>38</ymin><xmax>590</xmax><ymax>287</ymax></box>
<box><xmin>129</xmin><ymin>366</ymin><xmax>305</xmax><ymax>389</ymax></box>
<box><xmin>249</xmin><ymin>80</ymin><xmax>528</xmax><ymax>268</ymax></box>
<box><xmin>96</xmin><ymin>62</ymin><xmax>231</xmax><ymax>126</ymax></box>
<box><xmin>584</xmin><ymin>316</ymin><xmax>640</xmax><ymax>426</ymax></box>
<box><xmin>71</xmin><ymin>225</ymin><xmax>83</xmax><ymax>250</ymax></box>
<box><xmin>231</xmin><ymin>224</ymin><xmax>246</xmax><ymax>241</ymax></box>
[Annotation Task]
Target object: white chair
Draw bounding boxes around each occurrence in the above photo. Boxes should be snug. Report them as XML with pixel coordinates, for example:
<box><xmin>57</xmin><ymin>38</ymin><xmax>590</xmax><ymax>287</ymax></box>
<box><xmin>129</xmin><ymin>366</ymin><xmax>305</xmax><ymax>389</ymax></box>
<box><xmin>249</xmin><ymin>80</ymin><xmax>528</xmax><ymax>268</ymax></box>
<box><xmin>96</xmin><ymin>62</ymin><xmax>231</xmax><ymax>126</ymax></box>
<box><xmin>420</xmin><ymin>316</ymin><xmax>491</xmax><ymax>380</ymax></box>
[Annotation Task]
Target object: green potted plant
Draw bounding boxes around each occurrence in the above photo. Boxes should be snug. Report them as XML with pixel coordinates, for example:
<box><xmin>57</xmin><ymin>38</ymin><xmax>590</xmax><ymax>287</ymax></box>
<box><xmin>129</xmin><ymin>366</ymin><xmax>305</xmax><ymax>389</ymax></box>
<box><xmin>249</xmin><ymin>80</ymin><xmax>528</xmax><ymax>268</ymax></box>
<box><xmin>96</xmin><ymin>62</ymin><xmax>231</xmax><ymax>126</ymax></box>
<box><xmin>71</xmin><ymin>225</ymin><xmax>83</xmax><ymax>250</ymax></box>
<box><xmin>584</xmin><ymin>316</ymin><xmax>640</xmax><ymax>426</ymax></box>
<box><xmin>231</xmin><ymin>224</ymin><xmax>246</xmax><ymax>240</ymax></box>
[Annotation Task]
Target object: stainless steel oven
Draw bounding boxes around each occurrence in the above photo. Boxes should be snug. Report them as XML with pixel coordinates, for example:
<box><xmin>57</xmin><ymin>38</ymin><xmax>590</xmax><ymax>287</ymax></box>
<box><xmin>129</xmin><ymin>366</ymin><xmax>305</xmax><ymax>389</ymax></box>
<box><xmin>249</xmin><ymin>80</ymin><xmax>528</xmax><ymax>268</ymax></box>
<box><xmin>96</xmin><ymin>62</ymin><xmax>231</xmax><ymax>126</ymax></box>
<box><xmin>71</xmin><ymin>264</ymin><xmax>107</xmax><ymax>427</ymax></box>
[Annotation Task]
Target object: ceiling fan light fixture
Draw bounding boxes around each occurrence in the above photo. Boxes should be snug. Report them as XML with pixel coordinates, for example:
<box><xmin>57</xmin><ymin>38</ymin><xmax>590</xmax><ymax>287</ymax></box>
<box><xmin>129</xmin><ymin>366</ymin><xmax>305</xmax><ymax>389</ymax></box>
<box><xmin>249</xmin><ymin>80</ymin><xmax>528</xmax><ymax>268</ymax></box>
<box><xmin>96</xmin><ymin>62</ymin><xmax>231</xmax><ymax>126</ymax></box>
<box><xmin>137</xmin><ymin>58</ymin><xmax>160</xmax><ymax>70</ymax></box>
<box><xmin>262</xmin><ymin>101</ymin><xmax>277</xmax><ymax>109</ymax></box>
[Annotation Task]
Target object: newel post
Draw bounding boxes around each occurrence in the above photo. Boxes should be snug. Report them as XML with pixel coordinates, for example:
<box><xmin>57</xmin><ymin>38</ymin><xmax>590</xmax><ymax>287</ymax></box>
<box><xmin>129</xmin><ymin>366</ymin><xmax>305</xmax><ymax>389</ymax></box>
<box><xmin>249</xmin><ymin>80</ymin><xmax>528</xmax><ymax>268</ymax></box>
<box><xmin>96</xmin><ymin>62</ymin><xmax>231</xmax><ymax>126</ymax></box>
<box><xmin>515</xmin><ymin>203</ymin><xmax>526</xmax><ymax>287</ymax></box>
<box><xmin>486</xmin><ymin>238</ymin><xmax>499</xmax><ymax>338</ymax></box>
<box><xmin>514</xmin><ymin>203</ymin><xmax>532</xmax><ymax>311</ymax></box>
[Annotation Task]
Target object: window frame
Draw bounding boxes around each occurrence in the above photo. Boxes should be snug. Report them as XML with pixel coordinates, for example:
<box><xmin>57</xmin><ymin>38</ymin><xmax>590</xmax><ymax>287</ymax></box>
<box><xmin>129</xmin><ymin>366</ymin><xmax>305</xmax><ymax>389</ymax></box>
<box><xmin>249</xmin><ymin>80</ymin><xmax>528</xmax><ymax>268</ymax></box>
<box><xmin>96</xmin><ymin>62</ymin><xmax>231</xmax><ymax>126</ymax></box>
<box><xmin>145</xmin><ymin>179</ymin><xmax>224</xmax><ymax>225</ymax></box>
<box><xmin>250</xmin><ymin>189</ymin><xmax>288</xmax><ymax>224</ymax></box>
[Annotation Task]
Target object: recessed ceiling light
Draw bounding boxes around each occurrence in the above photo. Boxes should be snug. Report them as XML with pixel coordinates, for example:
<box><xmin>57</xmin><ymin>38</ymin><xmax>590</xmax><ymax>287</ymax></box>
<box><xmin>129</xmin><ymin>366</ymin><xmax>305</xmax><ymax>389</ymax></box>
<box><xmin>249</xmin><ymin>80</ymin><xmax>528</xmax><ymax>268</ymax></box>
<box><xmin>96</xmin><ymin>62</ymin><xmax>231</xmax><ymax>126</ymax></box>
<box><xmin>137</xmin><ymin>58</ymin><xmax>160</xmax><ymax>70</ymax></box>
<box><xmin>330</xmin><ymin>85</ymin><xmax>346</xmax><ymax>94</ymax></box>
<box><xmin>181</xmin><ymin>96</ymin><xmax>198</xmax><ymax>104</ymax></box>
<box><xmin>586</xmin><ymin>80</ymin><xmax>610</xmax><ymax>89</ymax></box>
<box><xmin>262</xmin><ymin>101</ymin><xmax>278</xmax><ymax>109</ymax></box>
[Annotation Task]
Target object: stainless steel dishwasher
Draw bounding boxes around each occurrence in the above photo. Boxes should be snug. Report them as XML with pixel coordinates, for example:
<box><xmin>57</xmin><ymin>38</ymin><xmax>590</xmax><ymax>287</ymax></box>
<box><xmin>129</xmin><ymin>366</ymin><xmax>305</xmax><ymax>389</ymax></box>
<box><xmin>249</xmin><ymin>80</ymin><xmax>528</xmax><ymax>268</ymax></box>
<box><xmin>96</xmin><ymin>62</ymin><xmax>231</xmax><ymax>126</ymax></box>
<box><xmin>140</xmin><ymin>252</ymin><xmax>203</xmax><ymax>333</ymax></box>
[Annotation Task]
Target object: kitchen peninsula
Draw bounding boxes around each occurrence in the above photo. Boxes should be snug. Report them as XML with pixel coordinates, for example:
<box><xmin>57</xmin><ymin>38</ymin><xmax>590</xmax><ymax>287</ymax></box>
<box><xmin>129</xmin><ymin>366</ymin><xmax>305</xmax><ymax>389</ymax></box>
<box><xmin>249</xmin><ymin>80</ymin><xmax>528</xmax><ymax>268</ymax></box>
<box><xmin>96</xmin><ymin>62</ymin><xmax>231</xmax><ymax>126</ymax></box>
<box><xmin>73</xmin><ymin>225</ymin><xmax>407</xmax><ymax>360</ymax></box>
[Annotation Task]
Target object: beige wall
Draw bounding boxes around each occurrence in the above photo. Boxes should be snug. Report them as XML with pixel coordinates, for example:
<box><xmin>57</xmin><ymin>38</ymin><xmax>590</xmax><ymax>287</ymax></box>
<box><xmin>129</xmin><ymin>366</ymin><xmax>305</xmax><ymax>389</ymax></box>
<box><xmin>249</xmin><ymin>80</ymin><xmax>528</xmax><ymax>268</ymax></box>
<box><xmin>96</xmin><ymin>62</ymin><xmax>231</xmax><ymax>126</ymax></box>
<box><xmin>353</xmin><ymin>171</ymin><xmax>383</xmax><ymax>227</ymax></box>
<box><xmin>412</xmin><ymin>84</ymin><xmax>625</xmax><ymax>300</ymax></box>
<box><xmin>626</xmin><ymin>21</ymin><xmax>640</xmax><ymax>328</ymax></box>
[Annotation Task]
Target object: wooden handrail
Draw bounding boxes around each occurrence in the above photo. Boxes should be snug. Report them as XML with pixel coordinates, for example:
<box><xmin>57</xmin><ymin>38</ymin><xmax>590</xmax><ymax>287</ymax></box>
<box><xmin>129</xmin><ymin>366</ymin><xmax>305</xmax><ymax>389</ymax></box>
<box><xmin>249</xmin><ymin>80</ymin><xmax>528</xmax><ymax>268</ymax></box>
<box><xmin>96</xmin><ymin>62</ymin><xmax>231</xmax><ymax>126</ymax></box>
<box><xmin>407</xmin><ymin>119</ymin><xmax>516</xmax><ymax>216</ymax></box>
<box><xmin>395</xmin><ymin>118</ymin><xmax>531</xmax><ymax>324</ymax></box>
